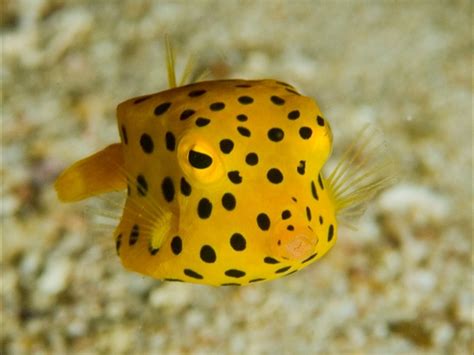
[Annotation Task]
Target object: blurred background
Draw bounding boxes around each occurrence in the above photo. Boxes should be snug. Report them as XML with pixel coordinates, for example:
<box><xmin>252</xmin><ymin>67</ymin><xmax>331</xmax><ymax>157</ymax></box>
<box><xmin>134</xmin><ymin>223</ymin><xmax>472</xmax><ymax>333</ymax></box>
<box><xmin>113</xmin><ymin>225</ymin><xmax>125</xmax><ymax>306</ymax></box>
<box><xmin>2</xmin><ymin>0</ymin><xmax>472</xmax><ymax>354</ymax></box>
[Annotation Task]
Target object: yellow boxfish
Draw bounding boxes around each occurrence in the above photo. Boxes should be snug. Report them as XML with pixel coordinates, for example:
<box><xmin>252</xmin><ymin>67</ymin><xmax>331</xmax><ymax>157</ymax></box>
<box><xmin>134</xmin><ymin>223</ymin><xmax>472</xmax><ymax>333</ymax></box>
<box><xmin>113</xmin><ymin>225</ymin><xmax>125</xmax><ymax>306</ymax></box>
<box><xmin>55</xmin><ymin>42</ymin><xmax>393</xmax><ymax>286</ymax></box>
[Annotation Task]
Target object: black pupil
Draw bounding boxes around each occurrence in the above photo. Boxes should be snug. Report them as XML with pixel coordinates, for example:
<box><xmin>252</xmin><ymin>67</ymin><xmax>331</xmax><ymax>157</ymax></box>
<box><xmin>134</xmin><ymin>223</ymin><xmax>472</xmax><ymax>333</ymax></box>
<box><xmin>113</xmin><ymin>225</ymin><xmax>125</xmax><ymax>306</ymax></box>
<box><xmin>188</xmin><ymin>150</ymin><xmax>213</xmax><ymax>169</ymax></box>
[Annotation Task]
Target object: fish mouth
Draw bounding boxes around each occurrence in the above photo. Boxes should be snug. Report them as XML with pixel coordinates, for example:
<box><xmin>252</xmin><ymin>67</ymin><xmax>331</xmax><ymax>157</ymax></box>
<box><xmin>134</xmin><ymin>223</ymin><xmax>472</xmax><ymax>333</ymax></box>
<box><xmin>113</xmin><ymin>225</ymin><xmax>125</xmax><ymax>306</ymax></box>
<box><xmin>283</xmin><ymin>234</ymin><xmax>317</xmax><ymax>260</ymax></box>
<box><xmin>270</xmin><ymin>220</ymin><xmax>318</xmax><ymax>262</ymax></box>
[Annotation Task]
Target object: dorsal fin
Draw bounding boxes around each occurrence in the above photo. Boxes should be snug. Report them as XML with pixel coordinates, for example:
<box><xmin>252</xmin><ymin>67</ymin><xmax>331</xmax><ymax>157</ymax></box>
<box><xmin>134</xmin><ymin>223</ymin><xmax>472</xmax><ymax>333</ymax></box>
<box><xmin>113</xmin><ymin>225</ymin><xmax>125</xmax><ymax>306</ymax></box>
<box><xmin>164</xmin><ymin>35</ymin><xmax>204</xmax><ymax>88</ymax></box>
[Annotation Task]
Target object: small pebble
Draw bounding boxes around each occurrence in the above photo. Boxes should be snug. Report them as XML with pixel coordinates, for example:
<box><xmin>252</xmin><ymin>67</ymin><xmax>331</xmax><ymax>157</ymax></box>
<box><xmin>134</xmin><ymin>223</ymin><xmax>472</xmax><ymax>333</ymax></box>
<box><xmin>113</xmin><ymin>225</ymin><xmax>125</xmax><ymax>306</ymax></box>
<box><xmin>37</xmin><ymin>258</ymin><xmax>72</xmax><ymax>296</ymax></box>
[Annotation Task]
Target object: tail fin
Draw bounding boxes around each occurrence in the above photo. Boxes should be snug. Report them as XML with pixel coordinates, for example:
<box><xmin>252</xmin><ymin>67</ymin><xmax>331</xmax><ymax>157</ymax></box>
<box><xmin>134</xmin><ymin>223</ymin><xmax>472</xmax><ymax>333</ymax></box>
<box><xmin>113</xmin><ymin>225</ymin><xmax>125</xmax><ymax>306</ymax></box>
<box><xmin>55</xmin><ymin>143</ymin><xmax>126</xmax><ymax>202</ymax></box>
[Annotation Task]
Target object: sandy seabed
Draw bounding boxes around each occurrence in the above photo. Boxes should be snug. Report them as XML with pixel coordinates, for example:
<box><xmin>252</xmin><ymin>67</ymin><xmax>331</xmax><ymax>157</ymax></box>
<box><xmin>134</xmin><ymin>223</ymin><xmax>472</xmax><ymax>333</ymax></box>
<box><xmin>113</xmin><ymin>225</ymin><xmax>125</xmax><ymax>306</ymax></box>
<box><xmin>2</xmin><ymin>1</ymin><xmax>472</xmax><ymax>354</ymax></box>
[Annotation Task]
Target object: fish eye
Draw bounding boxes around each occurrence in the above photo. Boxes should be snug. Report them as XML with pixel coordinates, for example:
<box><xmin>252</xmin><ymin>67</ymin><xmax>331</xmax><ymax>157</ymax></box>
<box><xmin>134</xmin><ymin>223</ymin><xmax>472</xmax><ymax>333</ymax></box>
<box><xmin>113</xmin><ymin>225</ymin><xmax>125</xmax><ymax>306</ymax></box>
<box><xmin>188</xmin><ymin>149</ymin><xmax>213</xmax><ymax>169</ymax></box>
<box><xmin>178</xmin><ymin>133</ymin><xmax>224</xmax><ymax>184</ymax></box>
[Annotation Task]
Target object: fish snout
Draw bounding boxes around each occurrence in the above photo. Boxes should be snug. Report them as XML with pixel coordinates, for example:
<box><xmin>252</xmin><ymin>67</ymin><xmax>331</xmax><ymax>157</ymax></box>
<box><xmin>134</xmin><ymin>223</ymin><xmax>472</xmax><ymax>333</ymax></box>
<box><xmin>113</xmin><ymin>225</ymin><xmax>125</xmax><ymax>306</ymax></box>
<box><xmin>270</xmin><ymin>221</ymin><xmax>318</xmax><ymax>261</ymax></box>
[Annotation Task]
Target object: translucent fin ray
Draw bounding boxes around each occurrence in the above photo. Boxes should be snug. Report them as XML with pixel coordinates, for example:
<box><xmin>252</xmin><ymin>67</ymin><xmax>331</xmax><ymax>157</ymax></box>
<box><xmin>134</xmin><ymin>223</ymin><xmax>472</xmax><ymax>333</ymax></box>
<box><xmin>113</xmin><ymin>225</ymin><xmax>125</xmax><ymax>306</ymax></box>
<box><xmin>165</xmin><ymin>35</ymin><xmax>177</xmax><ymax>88</ymax></box>
<box><xmin>325</xmin><ymin>125</ymin><xmax>398</xmax><ymax>222</ymax></box>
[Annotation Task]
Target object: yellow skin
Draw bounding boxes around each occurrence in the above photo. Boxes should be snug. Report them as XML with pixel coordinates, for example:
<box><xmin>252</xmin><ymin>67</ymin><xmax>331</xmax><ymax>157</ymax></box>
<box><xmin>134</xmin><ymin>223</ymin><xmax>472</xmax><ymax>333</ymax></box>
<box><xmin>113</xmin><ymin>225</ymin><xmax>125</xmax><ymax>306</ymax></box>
<box><xmin>56</xmin><ymin>79</ymin><xmax>337</xmax><ymax>286</ymax></box>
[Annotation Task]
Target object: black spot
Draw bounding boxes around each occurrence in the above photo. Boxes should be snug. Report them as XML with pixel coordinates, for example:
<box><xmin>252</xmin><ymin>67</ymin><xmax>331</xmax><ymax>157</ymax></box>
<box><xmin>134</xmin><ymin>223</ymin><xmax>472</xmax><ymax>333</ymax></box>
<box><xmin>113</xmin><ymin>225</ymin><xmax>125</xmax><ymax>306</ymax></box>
<box><xmin>245</xmin><ymin>152</ymin><xmax>259</xmax><ymax>166</ymax></box>
<box><xmin>225</xmin><ymin>269</ymin><xmax>246</xmax><ymax>278</ymax></box>
<box><xmin>236</xmin><ymin>114</ymin><xmax>248</xmax><ymax>122</ymax></box>
<box><xmin>195</xmin><ymin>117</ymin><xmax>211</xmax><ymax>127</ymax></box>
<box><xmin>270</xmin><ymin>95</ymin><xmax>285</xmax><ymax>105</ymax></box>
<box><xmin>165</xmin><ymin>131</ymin><xmax>176</xmax><ymax>151</ymax></box>
<box><xmin>328</xmin><ymin>224</ymin><xmax>334</xmax><ymax>242</ymax></box>
<box><xmin>180</xmin><ymin>109</ymin><xmax>195</xmax><ymax>120</ymax></box>
<box><xmin>297</xmin><ymin>160</ymin><xmax>306</xmax><ymax>175</ymax></box>
<box><xmin>257</xmin><ymin>213</ymin><xmax>271</xmax><ymax>231</ymax></box>
<box><xmin>292</xmin><ymin>197</ymin><xmax>298</xmax><ymax>202</ymax></box>
<box><xmin>264</xmin><ymin>257</ymin><xmax>279</xmax><ymax>264</ymax></box>
<box><xmin>318</xmin><ymin>174</ymin><xmax>325</xmax><ymax>190</ymax></box>
<box><xmin>197</xmin><ymin>198</ymin><xmax>212</xmax><ymax>219</ymax></box>
<box><xmin>148</xmin><ymin>244</ymin><xmax>159</xmax><ymax>255</ymax></box>
<box><xmin>188</xmin><ymin>150</ymin><xmax>213</xmax><ymax>169</ymax></box>
<box><xmin>140</xmin><ymin>133</ymin><xmax>154</xmax><ymax>154</ymax></box>
<box><xmin>306</xmin><ymin>206</ymin><xmax>312</xmax><ymax>221</ymax></box>
<box><xmin>287</xmin><ymin>225</ymin><xmax>294</xmax><ymax>231</ymax></box>
<box><xmin>299</xmin><ymin>127</ymin><xmax>313</xmax><ymax>139</ymax></box>
<box><xmin>249</xmin><ymin>278</ymin><xmax>266</xmax><ymax>283</ymax></box>
<box><xmin>319</xmin><ymin>215</ymin><xmax>324</xmax><ymax>225</ymax></box>
<box><xmin>267</xmin><ymin>168</ymin><xmax>283</xmax><ymax>184</ymax></box>
<box><xmin>161</xmin><ymin>177</ymin><xmax>174</xmax><ymax>202</ymax></box>
<box><xmin>302</xmin><ymin>253</ymin><xmax>318</xmax><ymax>263</ymax></box>
<box><xmin>267</xmin><ymin>128</ymin><xmax>284</xmax><ymax>142</ymax></box>
<box><xmin>188</xmin><ymin>89</ymin><xmax>206</xmax><ymax>97</ymax></box>
<box><xmin>154</xmin><ymin>102</ymin><xmax>172</xmax><ymax>115</ymax></box>
<box><xmin>287</xmin><ymin>110</ymin><xmax>300</xmax><ymax>120</ymax></box>
<box><xmin>221</xmin><ymin>283</ymin><xmax>241</xmax><ymax>286</ymax></box>
<box><xmin>121</xmin><ymin>125</ymin><xmax>128</xmax><ymax>144</ymax></box>
<box><xmin>134</xmin><ymin>95</ymin><xmax>152</xmax><ymax>104</ymax></box>
<box><xmin>237</xmin><ymin>126</ymin><xmax>251</xmax><ymax>137</ymax></box>
<box><xmin>317</xmin><ymin>115</ymin><xmax>325</xmax><ymax>126</ymax></box>
<box><xmin>184</xmin><ymin>269</ymin><xmax>203</xmax><ymax>279</ymax></box>
<box><xmin>210</xmin><ymin>102</ymin><xmax>225</xmax><ymax>111</ymax></box>
<box><xmin>219</xmin><ymin>139</ymin><xmax>234</xmax><ymax>154</ymax></box>
<box><xmin>129</xmin><ymin>224</ymin><xmax>139</xmax><ymax>246</ymax></box>
<box><xmin>286</xmin><ymin>88</ymin><xmax>301</xmax><ymax>95</ymax></box>
<box><xmin>238</xmin><ymin>96</ymin><xmax>254</xmax><ymax>104</ymax></box>
<box><xmin>235</xmin><ymin>84</ymin><xmax>251</xmax><ymax>88</ymax></box>
<box><xmin>230</xmin><ymin>233</ymin><xmax>246</xmax><ymax>251</ymax></box>
<box><xmin>115</xmin><ymin>234</ymin><xmax>122</xmax><ymax>255</ymax></box>
<box><xmin>311</xmin><ymin>181</ymin><xmax>319</xmax><ymax>200</ymax></box>
<box><xmin>200</xmin><ymin>245</ymin><xmax>216</xmax><ymax>263</ymax></box>
<box><xmin>276</xmin><ymin>81</ymin><xmax>292</xmax><ymax>87</ymax></box>
<box><xmin>136</xmin><ymin>175</ymin><xmax>148</xmax><ymax>196</ymax></box>
<box><xmin>276</xmin><ymin>266</ymin><xmax>291</xmax><ymax>274</ymax></box>
<box><xmin>180</xmin><ymin>177</ymin><xmax>192</xmax><ymax>196</ymax></box>
<box><xmin>165</xmin><ymin>278</ymin><xmax>184</xmax><ymax>282</ymax></box>
<box><xmin>222</xmin><ymin>193</ymin><xmax>236</xmax><ymax>211</ymax></box>
<box><xmin>171</xmin><ymin>236</ymin><xmax>182</xmax><ymax>255</ymax></box>
<box><xmin>281</xmin><ymin>210</ymin><xmax>291</xmax><ymax>220</ymax></box>
<box><xmin>228</xmin><ymin>171</ymin><xmax>242</xmax><ymax>184</ymax></box>
<box><xmin>154</xmin><ymin>102</ymin><xmax>172</xmax><ymax>116</ymax></box>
